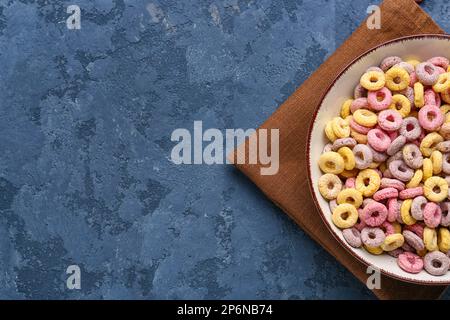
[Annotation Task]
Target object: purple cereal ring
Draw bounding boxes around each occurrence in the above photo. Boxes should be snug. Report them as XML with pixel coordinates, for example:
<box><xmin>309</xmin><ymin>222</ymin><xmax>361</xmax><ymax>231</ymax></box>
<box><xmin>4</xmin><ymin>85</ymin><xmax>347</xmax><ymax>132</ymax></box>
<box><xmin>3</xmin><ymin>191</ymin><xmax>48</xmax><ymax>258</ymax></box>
<box><xmin>399</xmin><ymin>117</ymin><xmax>421</xmax><ymax>141</ymax></box>
<box><xmin>418</xmin><ymin>104</ymin><xmax>444</xmax><ymax>131</ymax></box>
<box><xmin>350</xmin><ymin>98</ymin><xmax>369</xmax><ymax>113</ymax></box>
<box><xmin>387</xmin><ymin>198</ymin><xmax>400</xmax><ymax>223</ymax></box>
<box><xmin>442</xmin><ymin>153</ymin><xmax>450</xmax><ymax>175</ymax></box>
<box><xmin>368</xmin><ymin>145</ymin><xmax>388</xmax><ymax>163</ymax></box>
<box><xmin>381</xmin><ymin>178</ymin><xmax>405</xmax><ymax>191</ymax></box>
<box><xmin>402</xmin><ymin>143</ymin><xmax>423</xmax><ymax>169</ymax></box>
<box><xmin>399</xmin><ymin>187</ymin><xmax>423</xmax><ymax>200</ymax></box>
<box><xmin>402</xmin><ymin>230</ymin><xmax>425</xmax><ymax>251</ymax></box>
<box><xmin>401</xmin><ymin>241</ymin><xmax>415</xmax><ymax>252</ymax></box>
<box><xmin>368</xmin><ymin>129</ymin><xmax>391</xmax><ymax>152</ymax></box>
<box><xmin>332</xmin><ymin>137</ymin><xmax>357</xmax><ymax>151</ymax></box>
<box><xmin>386</xmin><ymin>135</ymin><xmax>406</xmax><ymax>156</ymax></box>
<box><xmin>378</xmin><ymin>109</ymin><xmax>402</xmax><ymax>131</ymax></box>
<box><xmin>424</xmin><ymin>251</ymin><xmax>450</xmax><ymax>276</ymax></box>
<box><xmin>342</xmin><ymin>228</ymin><xmax>362</xmax><ymax>248</ymax></box>
<box><xmin>380</xmin><ymin>56</ymin><xmax>402</xmax><ymax>72</ymax></box>
<box><xmin>373</xmin><ymin>187</ymin><xmax>398</xmax><ymax>201</ymax></box>
<box><xmin>398</xmin><ymin>252</ymin><xmax>424</xmax><ymax>274</ymax></box>
<box><xmin>404</xmin><ymin>222</ymin><xmax>425</xmax><ymax>238</ymax></box>
<box><xmin>329</xmin><ymin>199</ymin><xmax>338</xmax><ymax>212</ymax></box>
<box><xmin>354</xmin><ymin>217</ymin><xmax>367</xmax><ymax>232</ymax></box>
<box><xmin>424</xmin><ymin>89</ymin><xmax>441</xmax><ymax>107</ymax></box>
<box><xmin>437</xmin><ymin>141</ymin><xmax>450</xmax><ymax>153</ymax></box>
<box><xmin>411</xmin><ymin>196</ymin><xmax>427</xmax><ymax>221</ymax></box>
<box><xmin>323</xmin><ymin>143</ymin><xmax>333</xmax><ymax>153</ymax></box>
<box><xmin>428</xmin><ymin>56</ymin><xmax>450</xmax><ymax>70</ymax></box>
<box><xmin>368</xmin><ymin>87</ymin><xmax>392</xmax><ymax>111</ymax></box>
<box><xmin>389</xmin><ymin>160</ymin><xmax>414</xmax><ymax>182</ymax></box>
<box><xmin>349</xmin><ymin>118</ymin><xmax>371</xmax><ymax>134</ymax></box>
<box><xmin>416</xmin><ymin>62</ymin><xmax>440</xmax><ymax>86</ymax></box>
<box><xmin>353</xmin><ymin>144</ymin><xmax>373</xmax><ymax>169</ymax></box>
<box><xmin>423</xmin><ymin>202</ymin><xmax>442</xmax><ymax>228</ymax></box>
<box><xmin>354</xmin><ymin>83</ymin><xmax>368</xmax><ymax>99</ymax></box>
<box><xmin>361</xmin><ymin>227</ymin><xmax>386</xmax><ymax>247</ymax></box>
<box><xmin>395</xmin><ymin>62</ymin><xmax>414</xmax><ymax>74</ymax></box>
<box><xmin>388</xmin><ymin>248</ymin><xmax>404</xmax><ymax>258</ymax></box>
<box><xmin>440</xmin><ymin>202</ymin><xmax>450</xmax><ymax>227</ymax></box>
<box><xmin>362</xmin><ymin>201</ymin><xmax>388</xmax><ymax>227</ymax></box>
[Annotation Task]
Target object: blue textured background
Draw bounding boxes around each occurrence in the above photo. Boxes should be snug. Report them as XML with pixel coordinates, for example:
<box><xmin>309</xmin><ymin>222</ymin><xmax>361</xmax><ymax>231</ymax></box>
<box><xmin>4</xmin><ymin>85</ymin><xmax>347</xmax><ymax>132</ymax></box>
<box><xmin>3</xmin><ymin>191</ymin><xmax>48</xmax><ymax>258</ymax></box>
<box><xmin>0</xmin><ymin>0</ymin><xmax>449</xmax><ymax>299</ymax></box>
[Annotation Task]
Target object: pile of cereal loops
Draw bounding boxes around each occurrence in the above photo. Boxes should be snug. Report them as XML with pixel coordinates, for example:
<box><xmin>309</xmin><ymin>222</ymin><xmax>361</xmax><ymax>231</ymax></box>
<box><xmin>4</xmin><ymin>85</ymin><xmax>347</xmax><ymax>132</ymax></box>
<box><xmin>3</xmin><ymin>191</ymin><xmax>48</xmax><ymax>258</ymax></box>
<box><xmin>318</xmin><ymin>56</ymin><xmax>450</xmax><ymax>276</ymax></box>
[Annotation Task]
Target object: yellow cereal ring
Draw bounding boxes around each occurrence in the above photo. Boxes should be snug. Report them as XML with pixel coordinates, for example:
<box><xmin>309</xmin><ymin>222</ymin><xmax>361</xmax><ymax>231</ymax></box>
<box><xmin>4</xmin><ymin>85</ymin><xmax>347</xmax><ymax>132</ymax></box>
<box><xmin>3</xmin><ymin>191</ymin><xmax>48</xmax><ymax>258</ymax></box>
<box><xmin>364</xmin><ymin>245</ymin><xmax>384</xmax><ymax>255</ymax></box>
<box><xmin>340</xmin><ymin>168</ymin><xmax>359</xmax><ymax>179</ymax></box>
<box><xmin>389</xmin><ymin>94</ymin><xmax>411</xmax><ymax>117</ymax></box>
<box><xmin>414</xmin><ymin>82</ymin><xmax>425</xmax><ymax>108</ymax></box>
<box><xmin>331</xmin><ymin>117</ymin><xmax>350</xmax><ymax>138</ymax></box>
<box><xmin>422</xmin><ymin>158</ymin><xmax>433</xmax><ymax>182</ymax></box>
<box><xmin>438</xmin><ymin>228</ymin><xmax>450</xmax><ymax>253</ymax></box>
<box><xmin>448</xmin><ymin>66</ymin><xmax>450</xmax><ymax>73</ymax></box>
<box><xmin>318</xmin><ymin>174</ymin><xmax>343</xmax><ymax>200</ymax></box>
<box><xmin>442</xmin><ymin>88</ymin><xmax>450</xmax><ymax>104</ymax></box>
<box><xmin>385</xmin><ymin>67</ymin><xmax>410</xmax><ymax>91</ymax></box>
<box><xmin>337</xmin><ymin>147</ymin><xmax>355</xmax><ymax>170</ymax></box>
<box><xmin>430</xmin><ymin>150</ymin><xmax>443</xmax><ymax>175</ymax></box>
<box><xmin>350</xmin><ymin>130</ymin><xmax>368</xmax><ymax>144</ymax></box>
<box><xmin>391</xmin><ymin>221</ymin><xmax>402</xmax><ymax>234</ymax></box>
<box><xmin>325</xmin><ymin>121</ymin><xmax>337</xmax><ymax>142</ymax></box>
<box><xmin>319</xmin><ymin>152</ymin><xmax>345</xmax><ymax>174</ymax></box>
<box><xmin>341</xmin><ymin>99</ymin><xmax>353</xmax><ymax>119</ymax></box>
<box><xmin>353</xmin><ymin>109</ymin><xmax>378</xmax><ymax>127</ymax></box>
<box><xmin>381</xmin><ymin>234</ymin><xmax>405</xmax><ymax>251</ymax></box>
<box><xmin>406</xmin><ymin>169</ymin><xmax>423</xmax><ymax>188</ymax></box>
<box><xmin>360</xmin><ymin>71</ymin><xmax>386</xmax><ymax>91</ymax></box>
<box><xmin>440</xmin><ymin>104</ymin><xmax>450</xmax><ymax>115</ymax></box>
<box><xmin>401</xmin><ymin>199</ymin><xmax>416</xmax><ymax>226</ymax></box>
<box><xmin>424</xmin><ymin>176</ymin><xmax>448</xmax><ymax>202</ymax></box>
<box><xmin>406</xmin><ymin>59</ymin><xmax>420</xmax><ymax>67</ymax></box>
<box><xmin>424</xmin><ymin>227</ymin><xmax>438</xmax><ymax>251</ymax></box>
<box><xmin>446</xmin><ymin>113</ymin><xmax>450</xmax><ymax>123</ymax></box>
<box><xmin>420</xmin><ymin>132</ymin><xmax>443</xmax><ymax>157</ymax></box>
<box><xmin>331</xmin><ymin>203</ymin><xmax>358</xmax><ymax>229</ymax></box>
<box><xmin>433</xmin><ymin>72</ymin><xmax>450</xmax><ymax>93</ymax></box>
<box><xmin>355</xmin><ymin>169</ymin><xmax>381</xmax><ymax>197</ymax></box>
<box><xmin>336</xmin><ymin>188</ymin><xmax>363</xmax><ymax>208</ymax></box>
<box><xmin>368</xmin><ymin>162</ymin><xmax>381</xmax><ymax>169</ymax></box>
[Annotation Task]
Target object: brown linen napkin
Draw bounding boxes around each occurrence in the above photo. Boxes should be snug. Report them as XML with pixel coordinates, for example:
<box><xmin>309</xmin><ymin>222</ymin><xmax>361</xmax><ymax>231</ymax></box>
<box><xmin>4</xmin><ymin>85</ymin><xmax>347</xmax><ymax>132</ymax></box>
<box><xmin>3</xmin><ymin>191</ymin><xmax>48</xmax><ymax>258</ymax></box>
<box><xmin>232</xmin><ymin>0</ymin><xmax>448</xmax><ymax>299</ymax></box>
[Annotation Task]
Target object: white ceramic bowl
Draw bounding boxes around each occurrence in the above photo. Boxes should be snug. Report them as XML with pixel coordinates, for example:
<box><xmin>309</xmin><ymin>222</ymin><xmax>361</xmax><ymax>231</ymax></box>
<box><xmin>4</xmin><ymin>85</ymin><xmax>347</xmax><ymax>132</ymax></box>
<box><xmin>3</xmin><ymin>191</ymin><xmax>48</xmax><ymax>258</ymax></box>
<box><xmin>307</xmin><ymin>34</ymin><xmax>450</xmax><ymax>285</ymax></box>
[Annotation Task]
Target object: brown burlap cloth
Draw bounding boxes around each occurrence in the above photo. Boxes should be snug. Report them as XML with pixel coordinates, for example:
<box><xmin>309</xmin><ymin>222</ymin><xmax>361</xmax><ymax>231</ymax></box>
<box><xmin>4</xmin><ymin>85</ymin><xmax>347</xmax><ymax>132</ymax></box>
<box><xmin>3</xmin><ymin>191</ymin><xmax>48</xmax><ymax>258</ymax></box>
<box><xmin>231</xmin><ymin>0</ymin><xmax>448</xmax><ymax>299</ymax></box>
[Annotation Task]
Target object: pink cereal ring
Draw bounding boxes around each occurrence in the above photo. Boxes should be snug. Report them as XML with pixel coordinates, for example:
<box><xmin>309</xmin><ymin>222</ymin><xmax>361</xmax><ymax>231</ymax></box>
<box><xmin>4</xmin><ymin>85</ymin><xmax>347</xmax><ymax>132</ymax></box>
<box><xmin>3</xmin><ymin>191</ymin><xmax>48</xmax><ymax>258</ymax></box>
<box><xmin>345</xmin><ymin>177</ymin><xmax>356</xmax><ymax>189</ymax></box>
<box><xmin>397</xmin><ymin>252</ymin><xmax>424</xmax><ymax>274</ymax></box>
<box><xmin>428</xmin><ymin>56</ymin><xmax>450</xmax><ymax>70</ymax></box>
<box><xmin>423</xmin><ymin>202</ymin><xmax>442</xmax><ymax>228</ymax></box>
<box><xmin>424</xmin><ymin>89</ymin><xmax>441</xmax><ymax>107</ymax></box>
<box><xmin>350</xmin><ymin>98</ymin><xmax>369</xmax><ymax>113</ymax></box>
<box><xmin>381</xmin><ymin>221</ymin><xmax>395</xmax><ymax>236</ymax></box>
<box><xmin>367</xmin><ymin>128</ymin><xmax>391</xmax><ymax>152</ymax></box>
<box><xmin>349</xmin><ymin>118</ymin><xmax>371</xmax><ymax>134</ymax></box>
<box><xmin>418</xmin><ymin>104</ymin><xmax>444</xmax><ymax>131</ymax></box>
<box><xmin>368</xmin><ymin>87</ymin><xmax>392</xmax><ymax>111</ymax></box>
<box><xmin>380</xmin><ymin>178</ymin><xmax>405</xmax><ymax>191</ymax></box>
<box><xmin>409</xmin><ymin>72</ymin><xmax>417</xmax><ymax>87</ymax></box>
<box><xmin>373</xmin><ymin>187</ymin><xmax>398</xmax><ymax>201</ymax></box>
<box><xmin>399</xmin><ymin>187</ymin><xmax>424</xmax><ymax>200</ymax></box>
<box><xmin>387</xmin><ymin>198</ymin><xmax>400</xmax><ymax>222</ymax></box>
<box><xmin>377</xmin><ymin>110</ymin><xmax>402</xmax><ymax>132</ymax></box>
<box><xmin>362</xmin><ymin>201</ymin><xmax>388</xmax><ymax>227</ymax></box>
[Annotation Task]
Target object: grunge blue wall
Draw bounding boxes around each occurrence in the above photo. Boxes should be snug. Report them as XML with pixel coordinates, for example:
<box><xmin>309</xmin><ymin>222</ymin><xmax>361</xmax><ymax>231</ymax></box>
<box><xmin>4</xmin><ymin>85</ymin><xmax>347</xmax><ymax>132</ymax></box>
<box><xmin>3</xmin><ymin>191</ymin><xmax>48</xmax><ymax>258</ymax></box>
<box><xmin>0</xmin><ymin>0</ymin><xmax>449</xmax><ymax>299</ymax></box>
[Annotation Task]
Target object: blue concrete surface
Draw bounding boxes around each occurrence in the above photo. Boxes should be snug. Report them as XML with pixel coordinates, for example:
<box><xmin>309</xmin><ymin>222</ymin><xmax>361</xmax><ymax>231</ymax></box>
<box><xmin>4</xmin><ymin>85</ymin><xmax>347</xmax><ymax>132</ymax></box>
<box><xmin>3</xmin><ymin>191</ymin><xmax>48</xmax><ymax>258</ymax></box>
<box><xmin>0</xmin><ymin>0</ymin><xmax>449</xmax><ymax>299</ymax></box>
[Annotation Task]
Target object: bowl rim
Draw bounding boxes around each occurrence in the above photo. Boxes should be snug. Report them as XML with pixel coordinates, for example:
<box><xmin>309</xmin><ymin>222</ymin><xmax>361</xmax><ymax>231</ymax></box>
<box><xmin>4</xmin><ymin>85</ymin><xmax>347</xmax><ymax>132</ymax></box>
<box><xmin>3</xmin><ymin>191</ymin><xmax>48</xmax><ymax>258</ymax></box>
<box><xmin>306</xmin><ymin>33</ymin><xmax>450</xmax><ymax>285</ymax></box>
